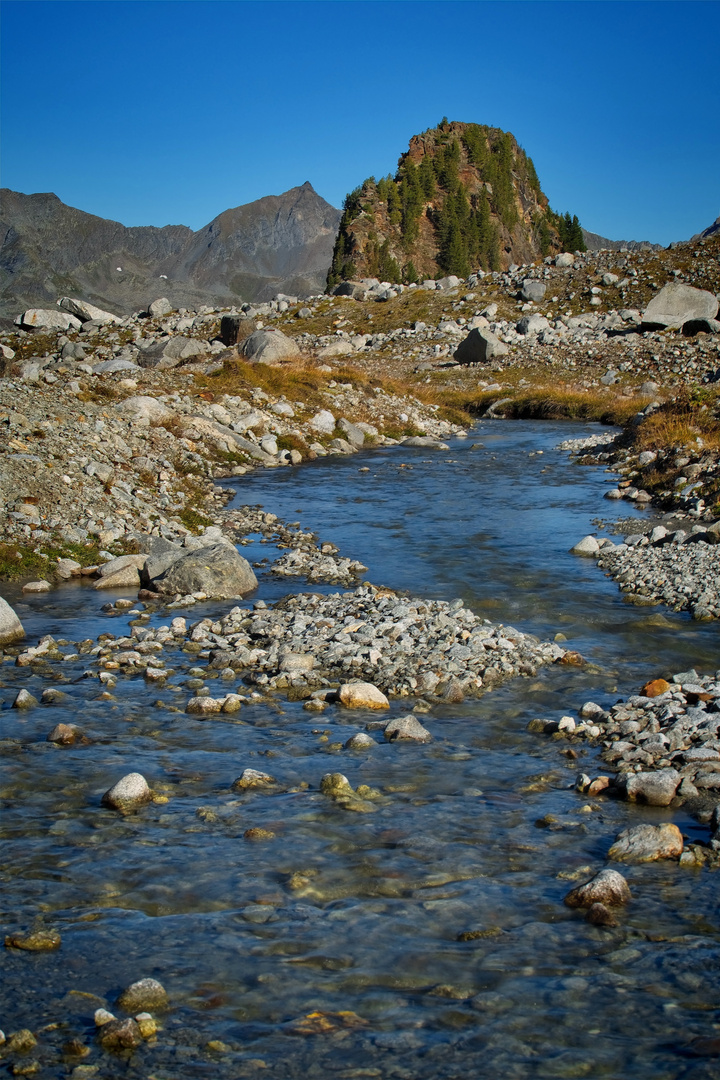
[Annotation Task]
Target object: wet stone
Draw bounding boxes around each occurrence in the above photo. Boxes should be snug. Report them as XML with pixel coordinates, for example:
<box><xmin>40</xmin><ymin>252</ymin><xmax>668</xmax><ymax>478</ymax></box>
<box><xmin>608</xmin><ymin>823</ymin><xmax>684</xmax><ymax>863</ymax></box>
<box><xmin>117</xmin><ymin>977</ymin><xmax>168</xmax><ymax>1013</ymax></box>
<box><xmin>101</xmin><ymin>772</ymin><xmax>152</xmax><ymax>811</ymax></box>
<box><xmin>5</xmin><ymin>928</ymin><xmax>61</xmax><ymax>951</ymax></box>
<box><xmin>97</xmin><ymin>1017</ymin><xmax>142</xmax><ymax>1051</ymax></box>
<box><xmin>564</xmin><ymin>869</ymin><xmax>631</xmax><ymax>908</ymax></box>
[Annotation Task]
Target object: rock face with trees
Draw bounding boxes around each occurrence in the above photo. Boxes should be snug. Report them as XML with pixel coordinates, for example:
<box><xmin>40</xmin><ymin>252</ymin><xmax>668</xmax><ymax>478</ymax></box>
<box><xmin>327</xmin><ymin>119</ymin><xmax>586</xmax><ymax>289</ymax></box>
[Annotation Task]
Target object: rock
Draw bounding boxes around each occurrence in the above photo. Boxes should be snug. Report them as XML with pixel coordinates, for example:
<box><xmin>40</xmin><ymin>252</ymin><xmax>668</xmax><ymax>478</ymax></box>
<box><xmin>186</xmin><ymin>696</ymin><xmax>223</xmax><ymax>715</ymax></box>
<box><xmin>47</xmin><ymin>723</ymin><xmax>85</xmax><ymax>745</ymax></box>
<box><xmin>58</xmin><ymin>297</ymin><xmax>121</xmax><ymax>325</ymax></box>
<box><xmin>436</xmin><ymin>275</ymin><xmax>461</xmax><ymax>291</ymax></box>
<box><xmin>138</xmin><ymin>336</ymin><xmax>207</xmax><ymax>369</ymax></box>
<box><xmin>571</xmin><ymin>535</ymin><xmax>601</xmax><ymax>556</ymax></box>
<box><xmin>308</xmin><ymin>409</ymin><xmax>336</xmax><ymax>435</ymax></box>
<box><xmin>5</xmin><ymin>928</ymin><xmax>61</xmax><ymax>951</ymax></box>
<box><xmin>148</xmin><ymin>297</ymin><xmax>173</xmax><ymax>317</ymax></box>
<box><xmin>338</xmin><ymin>682</ymin><xmax>389</xmax><ymax>709</ymax></box>
<box><xmin>608</xmin><ymin>823</ymin><xmax>684</xmax><ymax>862</ymax></box>
<box><xmin>622</xmin><ymin>769</ymin><xmax>681</xmax><ymax>806</ymax></box>
<box><xmin>564</xmin><ymin>868</ymin><xmax>631</xmax><ymax>908</ymax></box>
<box><xmin>516</xmin><ymin>314</ymin><xmax>550</xmax><ymax>335</ymax></box>
<box><xmin>94</xmin><ymin>554</ymin><xmax>147</xmax><ymax>590</ymax></box>
<box><xmin>317</xmin><ymin>340</ymin><xmax>355</xmax><ymax>358</ymax></box>
<box><xmin>642</xmin><ymin>283</ymin><xmax>719</xmax><ymax>330</ymax></box>
<box><xmin>555</xmin><ymin>253</ymin><xmax>575</xmax><ymax>267</ymax></box>
<box><xmin>85</xmin><ymin>460</ymin><xmax>115</xmax><ymax>484</ymax></box>
<box><xmin>13</xmin><ymin>689</ymin><xmax>38</xmax><ymax>709</ymax></box>
<box><xmin>117</xmin><ymin>977</ymin><xmax>168</xmax><ymax>1013</ymax></box>
<box><xmin>320</xmin><ymin>772</ymin><xmax>355</xmax><ymax>797</ymax></box>
<box><xmin>97</xmin><ymin>1017</ymin><xmax>142</xmax><ymax>1051</ymax></box>
<box><xmin>232</xmin><ymin>768</ymin><xmax>276</xmax><ymax>791</ymax></box>
<box><xmin>333</xmin><ymin>281</ymin><xmax>367</xmax><ymax>300</ymax></box>
<box><xmin>101</xmin><ymin>772</ymin><xmax>152</xmax><ymax>811</ymax></box>
<box><xmin>520</xmin><ymin>279</ymin><xmax>547</xmax><ymax>302</ymax></box>
<box><xmin>454</xmin><ymin>327</ymin><xmax>509</xmax><ymax>364</ymax></box>
<box><xmin>640</xmin><ymin>678</ymin><xmax>671</xmax><ymax>698</ymax></box>
<box><xmin>92</xmin><ymin>357</ymin><xmax>139</xmax><ymax>374</ymax></box>
<box><xmin>683</xmin><ymin>316</ymin><xmax>720</xmax><ymax>336</ymax></box>
<box><xmin>585</xmin><ymin>902</ymin><xmax>618</xmax><ymax>927</ymax></box>
<box><xmin>338</xmin><ymin>419</ymin><xmax>366</xmax><ymax>447</ymax></box>
<box><xmin>241</xmin><ymin>329</ymin><xmax>300</xmax><ymax>364</ymax></box>
<box><xmin>384</xmin><ymin>714</ymin><xmax>432</xmax><ymax>743</ymax></box>
<box><xmin>219</xmin><ymin>314</ymin><xmax>254</xmax><ymax>346</ymax></box>
<box><xmin>0</xmin><ymin>596</ymin><xmax>25</xmax><ymax>644</ymax></box>
<box><xmin>21</xmin><ymin>308</ymin><xmax>82</xmax><ymax>331</ymax></box>
<box><xmin>344</xmin><ymin>732</ymin><xmax>376</xmax><ymax>750</ymax></box>
<box><xmin>21</xmin><ymin>579</ymin><xmax>52</xmax><ymax>593</ymax></box>
<box><xmin>402</xmin><ymin>436</ymin><xmax>449</xmax><ymax>449</ymax></box>
<box><xmin>152</xmin><ymin>543</ymin><xmax>257</xmax><ymax>599</ymax></box>
<box><xmin>114</xmin><ymin>395</ymin><xmax>175</xmax><ymax>425</ymax></box>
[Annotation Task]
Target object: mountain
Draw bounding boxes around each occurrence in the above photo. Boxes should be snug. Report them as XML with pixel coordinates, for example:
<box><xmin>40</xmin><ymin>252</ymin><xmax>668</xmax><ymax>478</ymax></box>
<box><xmin>327</xmin><ymin>120</ymin><xmax>585</xmax><ymax>288</ymax></box>
<box><xmin>691</xmin><ymin>215</ymin><xmax>720</xmax><ymax>242</ymax></box>
<box><xmin>0</xmin><ymin>183</ymin><xmax>341</xmax><ymax>318</ymax></box>
<box><xmin>581</xmin><ymin>227</ymin><xmax>662</xmax><ymax>252</ymax></box>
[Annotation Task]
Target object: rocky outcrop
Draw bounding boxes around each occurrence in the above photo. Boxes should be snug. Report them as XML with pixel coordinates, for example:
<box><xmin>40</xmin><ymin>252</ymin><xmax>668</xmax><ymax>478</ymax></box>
<box><xmin>151</xmin><ymin>542</ymin><xmax>258</xmax><ymax>599</ymax></box>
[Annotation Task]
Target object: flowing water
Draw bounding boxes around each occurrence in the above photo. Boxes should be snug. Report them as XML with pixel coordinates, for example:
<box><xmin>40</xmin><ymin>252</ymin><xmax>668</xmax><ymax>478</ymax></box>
<box><xmin>2</xmin><ymin>420</ymin><xmax>720</xmax><ymax>1079</ymax></box>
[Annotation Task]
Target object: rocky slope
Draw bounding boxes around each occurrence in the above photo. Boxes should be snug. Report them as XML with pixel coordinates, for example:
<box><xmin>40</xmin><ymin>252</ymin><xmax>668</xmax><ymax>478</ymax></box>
<box><xmin>327</xmin><ymin>120</ymin><xmax>582</xmax><ymax>287</ymax></box>
<box><xmin>0</xmin><ymin>183</ymin><xmax>341</xmax><ymax>319</ymax></box>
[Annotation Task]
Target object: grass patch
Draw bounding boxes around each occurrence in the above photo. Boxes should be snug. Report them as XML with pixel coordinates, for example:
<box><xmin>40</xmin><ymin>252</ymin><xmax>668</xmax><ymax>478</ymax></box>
<box><xmin>0</xmin><ymin>539</ymin><xmax>109</xmax><ymax>582</ymax></box>
<box><xmin>633</xmin><ymin>388</ymin><xmax>720</xmax><ymax>453</ymax></box>
<box><xmin>179</xmin><ymin>506</ymin><xmax>214</xmax><ymax>532</ymax></box>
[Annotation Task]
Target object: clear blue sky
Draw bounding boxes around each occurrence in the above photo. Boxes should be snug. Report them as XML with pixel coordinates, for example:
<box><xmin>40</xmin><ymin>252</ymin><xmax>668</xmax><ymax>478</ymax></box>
<box><xmin>2</xmin><ymin>0</ymin><xmax>718</xmax><ymax>245</ymax></box>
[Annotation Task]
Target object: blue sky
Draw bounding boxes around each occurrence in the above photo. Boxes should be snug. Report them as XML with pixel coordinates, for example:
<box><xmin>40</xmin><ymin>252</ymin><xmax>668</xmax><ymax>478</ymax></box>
<box><xmin>1</xmin><ymin>0</ymin><xmax>718</xmax><ymax>244</ymax></box>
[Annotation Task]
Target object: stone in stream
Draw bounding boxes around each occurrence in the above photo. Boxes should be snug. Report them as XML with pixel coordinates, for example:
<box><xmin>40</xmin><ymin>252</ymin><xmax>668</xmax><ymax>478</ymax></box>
<box><xmin>117</xmin><ymin>977</ymin><xmax>168</xmax><ymax>1013</ymax></box>
<box><xmin>585</xmin><ymin>902</ymin><xmax>618</xmax><ymax>927</ymax></box>
<box><xmin>563</xmin><ymin>868</ymin><xmax>631</xmax><ymax>908</ymax></box>
<box><xmin>97</xmin><ymin>1017</ymin><xmax>142</xmax><ymax>1051</ymax></box>
<box><xmin>0</xmin><ymin>595</ymin><xmax>25</xmax><ymax>644</ymax></box>
<box><xmin>384</xmin><ymin>714</ymin><xmax>432</xmax><ymax>743</ymax></box>
<box><xmin>338</xmin><ymin>682</ymin><xmax>389</xmax><ymax>710</ymax></box>
<box><xmin>608</xmin><ymin>823</ymin><xmax>684</xmax><ymax>863</ymax></box>
<box><xmin>47</xmin><ymin>723</ymin><xmax>86</xmax><ymax>745</ymax></box>
<box><xmin>101</xmin><ymin>772</ymin><xmax>152</xmax><ymax>811</ymax></box>
<box><xmin>152</xmin><ymin>543</ymin><xmax>257</xmax><ymax>599</ymax></box>
<box><xmin>93</xmin><ymin>554</ymin><xmax>148</xmax><ymax>590</ymax></box>
<box><xmin>13</xmin><ymin>688</ymin><xmax>38</xmax><ymax>709</ymax></box>
<box><xmin>186</xmin><ymin>696</ymin><xmax>223</xmax><ymax>715</ymax></box>
<box><xmin>232</xmin><ymin>768</ymin><xmax>276</xmax><ymax>791</ymax></box>
<box><xmin>22</xmin><ymin>579</ymin><xmax>52</xmax><ymax>593</ymax></box>
<box><xmin>344</xmin><ymin>732</ymin><xmax>376</xmax><ymax>750</ymax></box>
<box><xmin>621</xmin><ymin>769</ymin><xmax>681</xmax><ymax>806</ymax></box>
<box><xmin>571</xmin><ymin>535</ymin><xmax>601</xmax><ymax>556</ymax></box>
<box><xmin>5</xmin><ymin>928</ymin><xmax>62</xmax><ymax>951</ymax></box>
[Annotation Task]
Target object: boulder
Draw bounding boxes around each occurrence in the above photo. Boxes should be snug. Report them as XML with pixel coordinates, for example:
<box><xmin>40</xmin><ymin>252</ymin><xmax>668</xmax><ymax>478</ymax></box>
<box><xmin>608</xmin><ymin>823</ymin><xmax>684</xmax><ymax>862</ymax></box>
<box><xmin>571</xmin><ymin>535</ymin><xmax>601</xmax><ymax>556</ymax></box>
<box><xmin>114</xmin><ymin>395</ymin><xmax>175</xmax><ymax>425</ymax></box>
<box><xmin>402</xmin><ymin>436</ymin><xmax>449</xmax><ymax>449</ymax></box>
<box><xmin>148</xmin><ymin>298</ymin><xmax>173</xmax><ymax>318</ymax></box>
<box><xmin>241</xmin><ymin>329</ymin><xmax>300</xmax><ymax>364</ymax></box>
<box><xmin>92</xmin><ymin>357</ymin><xmax>139</xmax><ymax>374</ymax></box>
<box><xmin>232</xmin><ymin>768</ymin><xmax>276</xmax><ymax>791</ymax></box>
<box><xmin>0</xmin><ymin>595</ymin><xmax>25</xmax><ymax>644</ymax></box>
<box><xmin>338</xmin><ymin>418</ymin><xmax>366</xmax><ymax>447</ymax></box>
<box><xmin>384</xmin><ymin>714</ymin><xmax>432</xmax><ymax>743</ymax></box>
<box><xmin>621</xmin><ymin>768</ymin><xmax>681</xmax><ymax>806</ymax></box>
<box><xmin>94</xmin><ymin>554</ymin><xmax>147</xmax><ymax>590</ymax></box>
<box><xmin>152</xmin><ymin>542</ymin><xmax>258</xmax><ymax>599</ymax></box>
<box><xmin>138</xmin><ymin>336</ymin><xmax>207</xmax><ymax>369</ymax></box>
<box><xmin>219</xmin><ymin>315</ymin><xmax>255</xmax><ymax>346</ymax></box>
<box><xmin>58</xmin><ymin>297</ymin><xmax>121</xmax><ymax>325</ymax></box>
<box><xmin>21</xmin><ymin>308</ymin><xmax>82</xmax><ymax>331</ymax></box>
<box><xmin>454</xmin><ymin>327</ymin><xmax>509</xmax><ymax>364</ymax></box>
<box><xmin>555</xmin><ymin>253</ymin><xmax>575</xmax><ymax>267</ymax></box>
<box><xmin>563</xmin><ymin>868</ymin><xmax>631</xmax><ymax>908</ymax></box>
<box><xmin>317</xmin><ymin>340</ymin><xmax>355</xmax><ymax>359</ymax></box>
<box><xmin>117</xmin><ymin>977</ymin><xmax>168</xmax><ymax>1013</ymax></box>
<box><xmin>338</xmin><ymin>682</ymin><xmax>389</xmax><ymax>709</ymax></box>
<box><xmin>642</xmin><ymin>283</ymin><xmax>719</xmax><ymax>330</ymax></box>
<box><xmin>308</xmin><ymin>409</ymin><xmax>336</xmax><ymax>435</ymax></box>
<box><xmin>333</xmin><ymin>281</ymin><xmax>367</xmax><ymax>300</ymax></box>
<box><xmin>436</xmin><ymin>275</ymin><xmax>461</xmax><ymax>291</ymax></box>
<box><xmin>520</xmin><ymin>279</ymin><xmax>547</xmax><ymax>302</ymax></box>
<box><xmin>102</xmin><ymin>772</ymin><xmax>152</xmax><ymax>811</ymax></box>
<box><xmin>516</xmin><ymin>314</ymin><xmax>550</xmax><ymax>336</ymax></box>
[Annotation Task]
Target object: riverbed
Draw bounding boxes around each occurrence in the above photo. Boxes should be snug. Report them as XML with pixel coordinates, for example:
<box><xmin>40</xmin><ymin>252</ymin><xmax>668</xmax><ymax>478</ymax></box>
<box><xmin>2</xmin><ymin>419</ymin><xmax>719</xmax><ymax>1079</ymax></box>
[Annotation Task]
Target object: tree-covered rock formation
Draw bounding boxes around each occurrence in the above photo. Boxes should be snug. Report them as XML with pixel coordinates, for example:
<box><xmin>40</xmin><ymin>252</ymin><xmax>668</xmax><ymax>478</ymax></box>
<box><xmin>327</xmin><ymin>119</ymin><xmax>585</xmax><ymax>289</ymax></box>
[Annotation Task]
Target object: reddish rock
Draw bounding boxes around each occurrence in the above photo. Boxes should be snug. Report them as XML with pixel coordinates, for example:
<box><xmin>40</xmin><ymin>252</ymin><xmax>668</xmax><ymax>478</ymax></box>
<box><xmin>641</xmin><ymin>678</ymin><xmax>671</xmax><ymax>698</ymax></box>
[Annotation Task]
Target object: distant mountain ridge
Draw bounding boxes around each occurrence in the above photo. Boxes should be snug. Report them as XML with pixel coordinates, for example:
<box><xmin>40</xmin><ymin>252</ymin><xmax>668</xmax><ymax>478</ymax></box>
<box><xmin>0</xmin><ymin>183</ymin><xmax>341</xmax><ymax>318</ymax></box>
<box><xmin>581</xmin><ymin>227</ymin><xmax>662</xmax><ymax>252</ymax></box>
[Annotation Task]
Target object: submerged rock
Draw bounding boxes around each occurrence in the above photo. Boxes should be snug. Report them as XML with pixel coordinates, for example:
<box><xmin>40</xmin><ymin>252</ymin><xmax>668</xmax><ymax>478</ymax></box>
<box><xmin>564</xmin><ymin>868</ymin><xmax>631</xmax><ymax>908</ymax></box>
<box><xmin>117</xmin><ymin>977</ymin><xmax>168</xmax><ymax>1013</ymax></box>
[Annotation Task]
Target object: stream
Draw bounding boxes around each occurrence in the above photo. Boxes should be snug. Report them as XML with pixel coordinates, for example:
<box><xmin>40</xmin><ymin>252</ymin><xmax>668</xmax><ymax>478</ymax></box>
<box><xmin>1</xmin><ymin>419</ymin><xmax>719</xmax><ymax>1079</ymax></box>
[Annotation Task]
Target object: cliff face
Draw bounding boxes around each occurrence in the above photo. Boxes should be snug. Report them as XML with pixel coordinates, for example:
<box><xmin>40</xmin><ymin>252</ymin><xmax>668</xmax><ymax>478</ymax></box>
<box><xmin>0</xmin><ymin>183</ymin><xmax>341</xmax><ymax>317</ymax></box>
<box><xmin>327</xmin><ymin>120</ymin><xmax>580</xmax><ymax>288</ymax></box>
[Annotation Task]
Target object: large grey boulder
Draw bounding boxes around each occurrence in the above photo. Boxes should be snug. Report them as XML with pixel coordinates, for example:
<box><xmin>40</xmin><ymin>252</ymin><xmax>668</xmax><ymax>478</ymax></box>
<box><xmin>0</xmin><ymin>596</ymin><xmax>25</xmax><ymax>644</ymax></box>
<box><xmin>621</xmin><ymin>768</ymin><xmax>681</xmax><ymax>806</ymax></box>
<box><xmin>241</xmin><ymin>329</ymin><xmax>301</xmax><ymax>364</ymax></box>
<box><xmin>21</xmin><ymin>308</ymin><xmax>82</xmax><ymax>331</ymax></box>
<box><xmin>148</xmin><ymin>298</ymin><xmax>173</xmax><ymax>318</ymax></box>
<box><xmin>138</xmin><ymin>336</ymin><xmax>207</xmax><ymax>369</ymax></box>
<box><xmin>114</xmin><ymin>396</ymin><xmax>174</xmax><ymax>425</ymax></box>
<box><xmin>152</xmin><ymin>543</ymin><xmax>258</xmax><ymax>598</ymax></box>
<box><xmin>333</xmin><ymin>281</ymin><xmax>367</xmax><ymax>300</ymax></box>
<box><xmin>608</xmin><ymin>822</ymin><xmax>684</xmax><ymax>863</ymax></box>
<box><xmin>454</xmin><ymin>327</ymin><xmax>509</xmax><ymax>364</ymax></box>
<box><xmin>555</xmin><ymin>253</ymin><xmax>575</xmax><ymax>268</ymax></box>
<box><xmin>58</xmin><ymin>297</ymin><xmax>121</xmax><ymax>325</ymax></box>
<box><xmin>642</xmin><ymin>283</ymin><xmax>719</xmax><ymax>330</ymax></box>
<box><xmin>520</xmin><ymin>279</ymin><xmax>547</xmax><ymax>302</ymax></box>
<box><xmin>516</xmin><ymin>314</ymin><xmax>551</xmax><ymax>336</ymax></box>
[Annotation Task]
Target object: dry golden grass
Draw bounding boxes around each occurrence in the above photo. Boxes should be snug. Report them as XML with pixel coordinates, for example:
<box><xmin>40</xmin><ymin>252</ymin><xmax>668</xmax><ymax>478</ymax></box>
<box><xmin>634</xmin><ymin>388</ymin><xmax>720</xmax><ymax>452</ymax></box>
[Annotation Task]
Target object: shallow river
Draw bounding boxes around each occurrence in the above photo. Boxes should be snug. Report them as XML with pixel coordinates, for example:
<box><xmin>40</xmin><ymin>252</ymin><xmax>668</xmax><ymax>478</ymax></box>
<box><xmin>2</xmin><ymin>420</ymin><xmax>720</xmax><ymax>1079</ymax></box>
